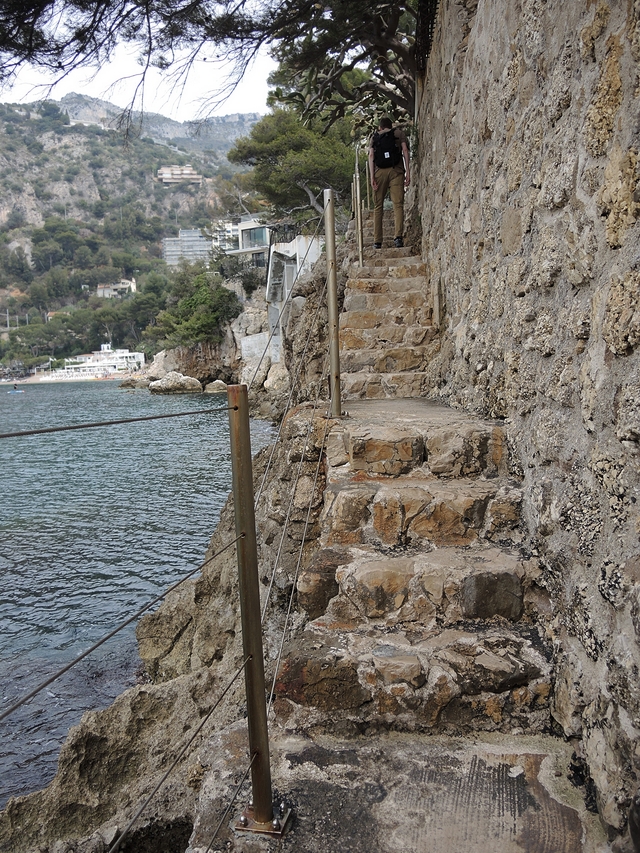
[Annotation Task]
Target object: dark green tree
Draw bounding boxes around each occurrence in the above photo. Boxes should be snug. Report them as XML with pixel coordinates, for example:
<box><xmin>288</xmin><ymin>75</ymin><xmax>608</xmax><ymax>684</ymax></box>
<box><xmin>228</xmin><ymin>109</ymin><xmax>355</xmax><ymax>215</ymax></box>
<box><xmin>147</xmin><ymin>269</ymin><xmax>241</xmax><ymax>349</ymax></box>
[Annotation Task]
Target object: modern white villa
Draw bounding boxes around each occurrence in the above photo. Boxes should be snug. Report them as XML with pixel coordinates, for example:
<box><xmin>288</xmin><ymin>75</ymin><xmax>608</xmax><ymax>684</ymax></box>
<box><xmin>41</xmin><ymin>344</ymin><xmax>145</xmax><ymax>381</ymax></box>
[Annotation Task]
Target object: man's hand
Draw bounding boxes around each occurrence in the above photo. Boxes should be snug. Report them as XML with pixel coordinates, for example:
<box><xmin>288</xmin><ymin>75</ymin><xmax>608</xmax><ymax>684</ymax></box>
<box><xmin>404</xmin><ymin>173</ymin><xmax>410</xmax><ymax>188</ymax></box>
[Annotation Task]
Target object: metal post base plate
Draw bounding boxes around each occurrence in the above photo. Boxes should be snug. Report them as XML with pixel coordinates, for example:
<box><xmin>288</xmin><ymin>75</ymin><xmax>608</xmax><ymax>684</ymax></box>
<box><xmin>235</xmin><ymin>804</ymin><xmax>292</xmax><ymax>836</ymax></box>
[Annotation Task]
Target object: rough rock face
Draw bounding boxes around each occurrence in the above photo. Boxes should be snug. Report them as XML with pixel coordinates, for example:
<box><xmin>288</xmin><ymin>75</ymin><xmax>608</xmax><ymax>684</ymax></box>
<box><xmin>413</xmin><ymin>0</ymin><xmax>640</xmax><ymax>830</ymax></box>
<box><xmin>140</xmin><ymin>289</ymin><xmax>289</xmax><ymax>415</ymax></box>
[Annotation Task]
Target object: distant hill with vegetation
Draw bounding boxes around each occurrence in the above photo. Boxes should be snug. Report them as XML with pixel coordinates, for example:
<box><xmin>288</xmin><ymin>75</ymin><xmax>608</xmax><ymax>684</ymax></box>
<box><xmin>0</xmin><ymin>98</ymin><xmax>262</xmax><ymax>373</ymax></box>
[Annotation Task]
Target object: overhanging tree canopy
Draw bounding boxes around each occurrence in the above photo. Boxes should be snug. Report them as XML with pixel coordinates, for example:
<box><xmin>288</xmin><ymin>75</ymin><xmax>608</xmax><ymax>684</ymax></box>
<box><xmin>0</xmin><ymin>0</ymin><xmax>418</xmax><ymax>124</ymax></box>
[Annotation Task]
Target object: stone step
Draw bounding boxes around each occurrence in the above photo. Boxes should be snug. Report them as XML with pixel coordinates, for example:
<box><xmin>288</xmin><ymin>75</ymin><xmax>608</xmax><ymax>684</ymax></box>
<box><xmin>320</xmin><ymin>476</ymin><xmax>522</xmax><ymax>549</ymax></box>
<box><xmin>325</xmin><ymin>401</ymin><xmax>507</xmax><ymax>479</ymax></box>
<box><xmin>341</xmin><ymin>324</ymin><xmax>437</xmax><ymax>350</ymax></box>
<box><xmin>362</xmin><ymin>246</ymin><xmax>415</xmax><ymax>260</ymax></box>
<box><xmin>341</xmin><ymin>303</ymin><xmax>433</xmax><ymax>330</ymax></box>
<box><xmin>274</xmin><ymin>617</ymin><xmax>552</xmax><ymax>733</ymax></box>
<box><xmin>345</xmin><ymin>275</ymin><xmax>427</xmax><ymax>299</ymax></box>
<box><xmin>341</xmin><ymin>345</ymin><xmax>437</xmax><ymax>374</ymax></box>
<box><xmin>343</xmin><ymin>289</ymin><xmax>429</xmax><ymax>313</ymax></box>
<box><xmin>341</xmin><ymin>370</ymin><xmax>433</xmax><ymax>399</ymax></box>
<box><xmin>190</xmin><ymin>728</ymin><xmax>598</xmax><ymax>853</ymax></box>
<box><xmin>298</xmin><ymin>543</ymin><xmax>538</xmax><ymax>625</ymax></box>
<box><xmin>346</xmin><ymin>256</ymin><xmax>425</xmax><ymax>278</ymax></box>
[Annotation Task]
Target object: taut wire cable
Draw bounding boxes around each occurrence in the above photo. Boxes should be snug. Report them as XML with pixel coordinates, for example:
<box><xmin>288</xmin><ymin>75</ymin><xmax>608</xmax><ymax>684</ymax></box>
<box><xmin>0</xmin><ymin>534</ymin><xmax>244</xmax><ymax>723</ymax></box>
<box><xmin>247</xmin><ymin>215</ymin><xmax>324</xmax><ymax>394</ymax></box>
<box><xmin>0</xmin><ymin>406</ymin><xmax>233</xmax><ymax>440</ymax></box>
<box><xmin>204</xmin><ymin>753</ymin><xmax>257</xmax><ymax>853</ymax></box>
<box><xmin>267</xmin><ymin>381</ymin><xmax>334</xmax><ymax>717</ymax></box>
<box><xmin>108</xmin><ymin>656</ymin><xmax>251</xmax><ymax>853</ymax></box>
<box><xmin>260</xmin><ymin>348</ymin><xmax>332</xmax><ymax>624</ymax></box>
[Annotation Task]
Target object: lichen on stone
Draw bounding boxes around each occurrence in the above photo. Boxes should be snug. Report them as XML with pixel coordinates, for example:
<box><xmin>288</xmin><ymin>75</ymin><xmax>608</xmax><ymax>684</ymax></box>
<box><xmin>603</xmin><ymin>269</ymin><xmax>640</xmax><ymax>354</ymax></box>
<box><xmin>584</xmin><ymin>35</ymin><xmax>623</xmax><ymax>156</ymax></box>
<box><xmin>597</xmin><ymin>144</ymin><xmax>639</xmax><ymax>248</ymax></box>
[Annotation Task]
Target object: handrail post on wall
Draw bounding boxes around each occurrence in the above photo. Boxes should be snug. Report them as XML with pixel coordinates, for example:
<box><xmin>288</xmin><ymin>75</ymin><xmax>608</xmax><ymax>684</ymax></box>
<box><xmin>227</xmin><ymin>385</ymin><xmax>291</xmax><ymax>837</ymax></box>
<box><xmin>323</xmin><ymin>189</ymin><xmax>342</xmax><ymax>418</ymax></box>
<box><xmin>354</xmin><ymin>144</ymin><xmax>364</xmax><ymax>268</ymax></box>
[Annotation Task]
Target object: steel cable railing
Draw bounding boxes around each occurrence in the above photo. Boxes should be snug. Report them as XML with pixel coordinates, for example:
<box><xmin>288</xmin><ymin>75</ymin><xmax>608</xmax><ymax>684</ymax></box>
<box><xmin>0</xmin><ymin>534</ymin><xmax>244</xmax><ymax>723</ymax></box>
<box><xmin>0</xmin><ymin>407</ymin><xmax>232</xmax><ymax>440</ymax></box>
<box><xmin>108</xmin><ymin>656</ymin><xmax>251</xmax><ymax>853</ymax></box>
<box><xmin>247</xmin><ymin>215</ymin><xmax>325</xmax><ymax>394</ymax></box>
<box><xmin>254</xmin><ymin>275</ymin><xmax>330</xmax><ymax>509</ymax></box>
<box><xmin>260</xmin><ymin>349</ymin><xmax>332</xmax><ymax>624</ymax></box>
<box><xmin>267</xmin><ymin>387</ymin><xmax>334</xmax><ymax>716</ymax></box>
<box><xmin>2</xmin><ymin>188</ymin><xmax>343</xmax><ymax>841</ymax></box>
<box><xmin>204</xmin><ymin>753</ymin><xmax>257</xmax><ymax>853</ymax></box>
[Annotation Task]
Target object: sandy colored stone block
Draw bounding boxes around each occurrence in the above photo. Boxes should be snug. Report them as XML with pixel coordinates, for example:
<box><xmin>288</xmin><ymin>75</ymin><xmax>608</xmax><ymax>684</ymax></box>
<box><xmin>325</xmin><ymin>429</ymin><xmax>349</xmax><ymax>468</ymax></box>
<box><xmin>275</xmin><ymin>644</ymin><xmax>371</xmax><ymax>711</ymax></box>
<box><xmin>598</xmin><ymin>145</ymin><xmax>639</xmax><ymax>248</ymax></box>
<box><xmin>585</xmin><ymin>35</ymin><xmax>623</xmax><ymax>156</ymax></box>
<box><xmin>407</xmin><ymin>501</ymin><xmax>478</xmax><ymax>545</ymax></box>
<box><xmin>350</xmin><ymin>558</ymin><xmax>416</xmax><ymax>617</ymax></box>
<box><xmin>501</xmin><ymin>207</ymin><xmax>522</xmax><ymax>255</ymax></box>
<box><xmin>339</xmin><ymin>328</ymin><xmax>368</xmax><ymax>349</ymax></box>
<box><xmin>373</xmin><ymin>647</ymin><xmax>425</xmax><ymax>687</ymax></box>
<box><xmin>321</xmin><ymin>486</ymin><xmax>376</xmax><ymax>545</ymax></box>
<box><xmin>297</xmin><ymin>548</ymin><xmax>346</xmax><ymax>619</ymax></box>
<box><xmin>349</xmin><ymin>427</ymin><xmax>424</xmax><ymax>475</ymax></box>
<box><xmin>374</xmin><ymin>347</ymin><xmax>428</xmax><ymax>373</ymax></box>
<box><xmin>603</xmin><ymin>269</ymin><xmax>640</xmax><ymax>354</ymax></box>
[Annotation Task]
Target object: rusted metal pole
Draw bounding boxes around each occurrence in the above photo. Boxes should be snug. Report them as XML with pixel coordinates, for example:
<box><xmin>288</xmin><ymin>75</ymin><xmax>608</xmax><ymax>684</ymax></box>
<box><xmin>323</xmin><ymin>188</ymin><xmax>342</xmax><ymax>418</ymax></box>
<box><xmin>227</xmin><ymin>384</ymin><xmax>273</xmax><ymax>826</ymax></box>
<box><xmin>355</xmin><ymin>147</ymin><xmax>364</xmax><ymax>268</ymax></box>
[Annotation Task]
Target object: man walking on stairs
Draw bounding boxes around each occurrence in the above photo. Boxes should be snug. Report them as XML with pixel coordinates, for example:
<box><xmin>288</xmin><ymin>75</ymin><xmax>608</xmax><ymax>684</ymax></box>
<box><xmin>369</xmin><ymin>116</ymin><xmax>410</xmax><ymax>249</ymax></box>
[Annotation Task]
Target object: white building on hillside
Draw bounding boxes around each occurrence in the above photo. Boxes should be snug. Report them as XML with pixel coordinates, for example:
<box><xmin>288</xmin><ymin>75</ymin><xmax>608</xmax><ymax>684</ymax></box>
<box><xmin>211</xmin><ymin>220</ymin><xmax>240</xmax><ymax>252</ymax></box>
<box><xmin>96</xmin><ymin>278</ymin><xmax>137</xmax><ymax>298</ymax></box>
<box><xmin>224</xmin><ymin>216</ymin><xmax>270</xmax><ymax>267</ymax></box>
<box><xmin>43</xmin><ymin>344</ymin><xmax>145</xmax><ymax>381</ymax></box>
<box><xmin>157</xmin><ymin>164</ymin><xmax>203</xmax><ymax>184</ymax></box>
<box><xmin>162</xmin><ymin>229</ymin><xmax>212</xmax><ymax>266</ymax></box>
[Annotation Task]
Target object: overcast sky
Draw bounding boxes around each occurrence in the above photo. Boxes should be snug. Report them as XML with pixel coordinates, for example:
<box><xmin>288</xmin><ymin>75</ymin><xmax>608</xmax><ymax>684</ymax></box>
<box><xmin>2</xmin><ymin>46</ymin><xmax>277</xmax><ymax>122</ymax></box>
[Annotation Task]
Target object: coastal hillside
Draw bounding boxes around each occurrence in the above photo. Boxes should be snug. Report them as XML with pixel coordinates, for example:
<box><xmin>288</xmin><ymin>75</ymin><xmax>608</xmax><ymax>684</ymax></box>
<box><xmin>0</xmin><ymin>99</ymin><xmax>262</xmax><ymax>369</ymax></box>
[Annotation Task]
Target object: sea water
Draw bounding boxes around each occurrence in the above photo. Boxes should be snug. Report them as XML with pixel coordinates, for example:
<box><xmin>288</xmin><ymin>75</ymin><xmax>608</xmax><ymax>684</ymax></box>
<box><xmin>0</xmin><ymin>380</ymin><xmax>274</xmax><ymax>807</ymax></box>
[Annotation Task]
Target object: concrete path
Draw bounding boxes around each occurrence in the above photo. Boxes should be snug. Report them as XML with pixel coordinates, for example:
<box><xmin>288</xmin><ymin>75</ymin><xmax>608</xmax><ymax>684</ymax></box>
<box><xmin>189</xmin><ymin>727</ymin><xmax>610</xmax><ymax>853</ymax></box>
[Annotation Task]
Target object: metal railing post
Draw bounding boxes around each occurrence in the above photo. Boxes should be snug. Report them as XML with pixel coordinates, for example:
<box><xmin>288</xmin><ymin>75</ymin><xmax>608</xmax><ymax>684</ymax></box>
<box><xmin>323</xmin><ymin>189</ymin><xmax>342</xmax><ymax>418</ymax></box>
<box><xmin>354</xmin><ymin>146</ymin><xmax>364</xmax><ymax>268</ymax></box>
<box><xmin>227</xmin><ymin>384</ymin><xmax>273</xmax><ymax>826</ymax></box>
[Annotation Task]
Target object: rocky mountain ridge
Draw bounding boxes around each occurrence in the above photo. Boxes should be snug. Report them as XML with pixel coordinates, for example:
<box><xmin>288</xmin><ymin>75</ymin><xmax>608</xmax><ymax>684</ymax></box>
<box><xmin>58</xmin><ymin>92</ymin><xmax>261</xmax><ymax>155</ymax></box>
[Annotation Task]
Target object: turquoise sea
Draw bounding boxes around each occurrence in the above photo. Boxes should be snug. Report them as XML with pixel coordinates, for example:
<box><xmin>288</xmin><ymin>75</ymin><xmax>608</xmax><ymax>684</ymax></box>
<box><xmin>0</xmin><ymin>380</ymin><xmax>273</xmax><ymax>807</ymax></box>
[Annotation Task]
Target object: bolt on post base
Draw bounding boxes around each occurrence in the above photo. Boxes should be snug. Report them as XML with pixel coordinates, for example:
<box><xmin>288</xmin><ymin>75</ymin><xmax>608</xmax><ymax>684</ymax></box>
<box><xmin>235</xmin><ymin>803</ymin><xmax>292</xmax><ymax>837</ymax></box>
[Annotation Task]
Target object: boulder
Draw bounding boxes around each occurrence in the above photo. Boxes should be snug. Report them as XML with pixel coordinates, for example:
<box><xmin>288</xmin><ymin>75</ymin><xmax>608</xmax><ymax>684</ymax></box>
<box><xmin>119</xmin><ymin>376</ymin><xmax>150</xmax><ymax>389</ymax></box>
<box><xmin>146</xmin><ymin>349</ymin><xmax>180</xmax><ymax>381</ymax></box>
<box><xmin>204</xmin><ymin>380</ymin><xmax>228</xmax><ymax>394</ymax></box>
<box><xmin>149</xmin><ymin>371</ymin><xmax>203</xmax><ymax>394</ymax></box>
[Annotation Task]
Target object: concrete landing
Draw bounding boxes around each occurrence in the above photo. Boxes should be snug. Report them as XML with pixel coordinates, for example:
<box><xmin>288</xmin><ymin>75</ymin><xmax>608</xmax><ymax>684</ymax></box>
<box><xmin>189</xmin><ymin>728</ymin><xmax>610</xmax><ymax>853</ymax></box>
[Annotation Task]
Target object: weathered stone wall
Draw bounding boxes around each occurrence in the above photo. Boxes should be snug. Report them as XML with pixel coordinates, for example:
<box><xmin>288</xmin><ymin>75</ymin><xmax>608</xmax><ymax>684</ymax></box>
<box><xmin>413</xmin><ymin>0</ymin><xmax>640</xmax><ymax>830</ymax></box>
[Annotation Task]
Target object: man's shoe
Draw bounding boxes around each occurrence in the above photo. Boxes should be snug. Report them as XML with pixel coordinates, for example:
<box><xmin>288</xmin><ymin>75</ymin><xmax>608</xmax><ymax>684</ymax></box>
<box><xmin>373</xmin><ymin>242</ymin><xmax>382</xmax><ymax>249</ymax></box>
<box><xmin>394</xmin><ymin>237</ymin><xmax>404</xmax><ymax>248</ymax></box>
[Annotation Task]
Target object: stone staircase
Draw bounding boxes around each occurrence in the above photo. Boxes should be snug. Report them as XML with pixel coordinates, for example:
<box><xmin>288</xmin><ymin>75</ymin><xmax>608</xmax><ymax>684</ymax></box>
<box><xmin>186</xmin><ymin>216</ymin><xmax>605</xmax><ymax>853</ymax></box>
<box><xmin>273</xmin><ymin>224</ymin><xmax>553</xmax><ymax>739</ymax></box>
<box><xmin>340</xmin><ymin>211</ymin><xmax>439</xmax><ymax>400</ymax></box>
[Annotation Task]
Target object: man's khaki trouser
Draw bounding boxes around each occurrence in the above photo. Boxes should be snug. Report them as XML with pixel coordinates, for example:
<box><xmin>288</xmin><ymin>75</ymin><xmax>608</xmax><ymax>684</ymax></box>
<box><xmin>373</xmin><ymin>165</ymin><xmax>405</xmax><ymax>244</ymax></box>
